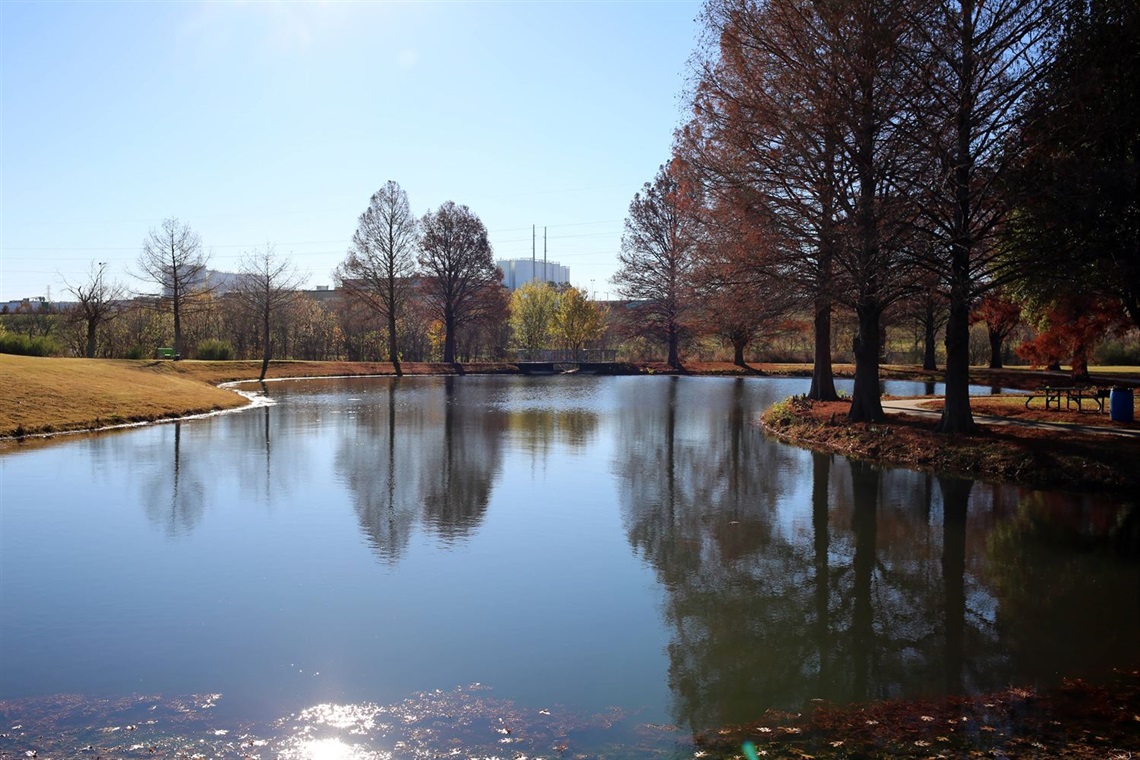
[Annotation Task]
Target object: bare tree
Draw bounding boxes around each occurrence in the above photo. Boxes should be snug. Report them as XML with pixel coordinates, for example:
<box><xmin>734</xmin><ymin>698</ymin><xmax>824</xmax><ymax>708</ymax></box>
<box><xmin>136</xmin><ymin>218</ymin><xmax>209</xmax><ymax>358</ymax></box>
<box><xmin>690</xmin><ymin>0</ymin><xmax>930</xmax><ymax>421</ymax></box>
<box><xmin>683</xmin><ymin>0</ymin><xmax>848</xmax><ymax>399</ymax></box>
<box><xmin>234</xmin><ymin>245</ymin><xmax>307</xmax><ymax>380</ymax></box>
<box><xmin>690</xmin><ymin>185</ymin><xmax>797</xmax><ymax>367</ymax></box>
<box><xmin>822</xmin><ymin>0</ymin><xmax>929</xmax><ymax>422</ymax></box>
<box><xmin>63</xmin><ymin>261</ymin><xmax>126</xmax><ymax>357</ymax></box>
<box><xmin>614</xmin><ymin>162</ymin><xmax>698</xmax><ymax>370</ymax></box>
<box><xmin>417</xmin><ymin>201</ymin><xmax>500</xmax><ymax>364</ymax></box>
<box><xmin>908</xmin><ymin>0</ymin><xmax>1051</xmax><ymax>432</ymax></box>
<box><xmin>970</xmin><ymin>290</ymin><xmax>1021</xmax><ymax>369</ymax></box>
<box><xmin>337</xmin><ymin>181</ymin><xmax>419</xmax><ymax>375</ymax></box>
<box><xmin>908</xmin><ymin>273</ymin><xmax>949</xmax><ymax>371</ymax></box>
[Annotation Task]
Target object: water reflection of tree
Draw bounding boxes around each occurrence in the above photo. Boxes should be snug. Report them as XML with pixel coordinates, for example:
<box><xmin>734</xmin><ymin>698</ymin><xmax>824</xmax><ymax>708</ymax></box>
<box><xmin>986</xmin><ymin>494</ymin><xmax>1140</xmax><ymax>681</ymax></box>
<box><xmin>336</xmin><ymin>377</ymin><xmax>506</xmax><ymax>562</ymax></box>
<box><xmin>141</xmin><ymin>422</ymin><xmax>206</xmax><ymax>537</ymax></box>
<box><xmin>421</xmin><ymin>378</ymin><xmax>507</xmax><ymax>543</ymax></box>
<box><xmin>88</xmin><ymin>413</ymin><xmax>278</xmax><ymax>537</ymax></box>
<box><xmin>505</xmin><ymin>409</ymin><xmax>599</xmax><ymax>459</ymax></box>
<box><xmin>617</xmin><ymin>381</ymin><xmax>1019</xmax><ymax>734</ymax></box>
<box><xmin>498</xmin><ymin>377</ymin><xmax>600</xmax><ymax>461</ymax></box>
<box><xmin>616</xmin><ymin>378</ymin><xmax>807</xmax><ymax>730</ymax></box>
<box><xmin>225</xmin><ymin>388</ymin><xmax>307</xmax><ymax>508</ymax></box>
<box><xmin>335</xmin><ymin>380</ymin><xmax>418</xmax><ymax>562</ymax></box>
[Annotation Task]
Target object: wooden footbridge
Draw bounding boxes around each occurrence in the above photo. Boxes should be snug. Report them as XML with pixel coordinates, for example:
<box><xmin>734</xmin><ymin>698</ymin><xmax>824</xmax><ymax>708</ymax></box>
<box><xmin>514</xmin><ymin>349</ymin><xmax>619</xmax><ymax>374</ymax></box>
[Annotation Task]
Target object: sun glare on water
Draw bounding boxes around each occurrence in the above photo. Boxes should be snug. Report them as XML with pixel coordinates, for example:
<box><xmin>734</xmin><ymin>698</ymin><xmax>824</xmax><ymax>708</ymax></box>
<box><xmin>291</xmin><ymin>737</ymin><xmax>388</xmax><ymax>760</ymax></box>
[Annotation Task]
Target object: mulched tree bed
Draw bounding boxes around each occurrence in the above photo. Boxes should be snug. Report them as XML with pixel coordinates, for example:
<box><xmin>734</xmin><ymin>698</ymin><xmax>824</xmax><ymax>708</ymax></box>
<box><xmin>761</xmin><ymin>397</ymin><xmax>1140</xmax><ymax>494</ymax></box>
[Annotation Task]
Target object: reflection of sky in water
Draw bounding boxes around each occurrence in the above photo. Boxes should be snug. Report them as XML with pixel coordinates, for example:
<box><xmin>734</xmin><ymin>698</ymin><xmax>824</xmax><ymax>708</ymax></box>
<box><xmin>1</xmin><ymin>375</ymin><xmax>1136</xmax><ymax>756</ymax></box>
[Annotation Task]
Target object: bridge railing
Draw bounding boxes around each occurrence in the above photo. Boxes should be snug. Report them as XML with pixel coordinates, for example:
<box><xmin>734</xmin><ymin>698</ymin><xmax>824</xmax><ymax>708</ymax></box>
<box><xmin>515</xmin><ymin>349</ymin><xmax>618</xmax><ymax>363</ymax></box>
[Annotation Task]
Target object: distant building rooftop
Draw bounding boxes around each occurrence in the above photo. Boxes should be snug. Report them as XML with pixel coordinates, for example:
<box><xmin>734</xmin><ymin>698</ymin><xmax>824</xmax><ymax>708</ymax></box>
<box><xmin>496</xmin><ymin>259</ymin><xmax>570</xmax><ymax>291</ymax></box>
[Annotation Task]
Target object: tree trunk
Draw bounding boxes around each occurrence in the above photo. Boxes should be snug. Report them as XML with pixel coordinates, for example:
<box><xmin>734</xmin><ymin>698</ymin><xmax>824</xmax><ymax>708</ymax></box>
<box><xmin>938</xmin><ymin>297</ymin><xmax>976</xmax><ymax>433</ymax></box>
<box><xmin>259</xmin><ymin>309</ymin><xmax>271</xmax><ymax>381</ymax></box>
<box><xmin>809</xmin><ymin>295</ymin><xmax>839</xmax><ymax>401</ymax></box>
<box><xmin>1124</xmin><ymin>293</ymin><xmax>1140</xmax><ymax>332</ymax></box>
<box><xmin>848</xmin><ymin>302</ymin><xmax>884</xmax><ymax>422</ymax></box>
<box><xmin>388</xmin><ymin>308</ymin><xmax>402</xmax><ymax>376</ymax></box>
<box><xmin>923</xmin><ymin>300</ymin><xmax>938</xmax><ymax>371</ymax></box>
<box><xmin>848</xmin><ymin>75</ymin><xmax>882</xmax><ymax>424</ymax></box>
<box><xmin>811</xmin><ymin>170</ymin><xmax>840</xmax><ymax>401</ymax></box>
<box><xmin>85</xmin><ymin>319</ymin><xmax>97</xmax><ymax>358</ymax></box>
<box><xmin>988</xmin><ymin>327</ymin><xmax>1003</xmax><ymax>369</ymax></box>
<box><xmin>667</xmin><ymin>321</ymin><xmax>680</xmax><ymax>370</ymax></box>
<box><xmin>733</xmin><ymin>336</ymin><xmax>746</xmax><ymax>367</ymax></box>
<box><xmin>443</xmin><ymin>310</ymin><xmax>457</xmax><ymax>364</ymax></box>
<box><xmin>937</xmin><ymin>0</ymin><xmax>977</xmax><ymax>435</ymax></box>
<box><xmin>173</xmin><ymin>295</ymin><xmax>183</xmax><ymax>359</ymax></box>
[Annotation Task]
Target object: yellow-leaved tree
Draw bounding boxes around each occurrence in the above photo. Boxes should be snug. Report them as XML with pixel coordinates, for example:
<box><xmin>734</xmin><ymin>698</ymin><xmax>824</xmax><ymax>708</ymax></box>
<box><xmin>509</xmin><ymin>280</ymin><xmax>559</xmax><ymax>352</ymax></box>
<box><xmin>555</xmin><ymin>286</ymin><xmax>605</xmax><ymax>353</ymax></box>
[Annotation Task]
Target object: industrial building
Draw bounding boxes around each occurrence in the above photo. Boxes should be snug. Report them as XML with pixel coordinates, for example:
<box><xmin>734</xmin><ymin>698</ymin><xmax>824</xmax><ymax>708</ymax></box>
<box><xmin>496</xmin><ymin>258</ymin><xmax>570</xmax><ymax>291</ymax></box>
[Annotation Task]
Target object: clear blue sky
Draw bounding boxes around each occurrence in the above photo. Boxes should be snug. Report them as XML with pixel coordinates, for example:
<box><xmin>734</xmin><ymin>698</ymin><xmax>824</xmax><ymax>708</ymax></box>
<box><xmin>0</xmin><ymin>0</ymin><xmax>702</xmax><ymax>303</ymax></box>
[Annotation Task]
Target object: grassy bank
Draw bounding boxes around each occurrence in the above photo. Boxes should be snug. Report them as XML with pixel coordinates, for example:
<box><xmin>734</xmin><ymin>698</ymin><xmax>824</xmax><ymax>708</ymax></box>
<box><xmin>0</xmin><ymin>355</ymin><xmax>252</xmax><ymax>439</ymax></box>
<box><xmin>0</xmin><ymin>356</ymin><xmax>532</xmax><ymax>440</ymax></box>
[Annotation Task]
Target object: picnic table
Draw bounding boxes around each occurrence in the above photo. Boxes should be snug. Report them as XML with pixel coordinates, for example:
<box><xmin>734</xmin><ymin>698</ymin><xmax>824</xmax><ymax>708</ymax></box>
<box><xmin>1024</xmin><ymin>385</ymin><xmax>1110</xmax><ymax>413</ymax></box>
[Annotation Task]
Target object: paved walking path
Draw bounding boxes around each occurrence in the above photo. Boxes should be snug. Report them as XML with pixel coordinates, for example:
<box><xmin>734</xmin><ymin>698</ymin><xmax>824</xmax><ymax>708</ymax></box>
<box><xmin>882</xmin><ymin>397</ymin><xmax>1140</xmax><ymax>439</ymax></box>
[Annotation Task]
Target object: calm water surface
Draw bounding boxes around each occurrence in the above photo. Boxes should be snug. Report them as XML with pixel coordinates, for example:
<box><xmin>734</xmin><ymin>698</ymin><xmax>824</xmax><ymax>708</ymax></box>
<box><xmin>1</xmin><ymin>375</ymin><xmax>1136</xmax><ymax>757</ymax></box>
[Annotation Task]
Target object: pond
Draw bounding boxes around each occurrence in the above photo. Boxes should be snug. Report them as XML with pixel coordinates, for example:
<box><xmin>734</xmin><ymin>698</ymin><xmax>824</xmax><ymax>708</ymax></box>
<box><xmin>1</xmin><ymin>375</ymin><xmax>1137</xmax><ymax>758</ymax></box>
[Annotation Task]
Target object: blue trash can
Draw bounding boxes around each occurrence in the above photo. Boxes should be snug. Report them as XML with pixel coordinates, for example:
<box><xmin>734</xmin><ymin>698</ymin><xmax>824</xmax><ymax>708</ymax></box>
<box><xmin>1110</xmin><ymin>387</ymin><xmax>1134</xmax><ymax>422</ymax></box>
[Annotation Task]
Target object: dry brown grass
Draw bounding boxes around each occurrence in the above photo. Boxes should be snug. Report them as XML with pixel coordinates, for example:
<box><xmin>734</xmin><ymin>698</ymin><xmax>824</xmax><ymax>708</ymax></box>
<box><xmin>159</xmin><ymin>359</ymin><xmax>516</xmax><ymax>385</ymax></box>
<box><xmin>0</xmin><ymin>355</ymin><xmax>249</xmax><ymax>438</ymax></box>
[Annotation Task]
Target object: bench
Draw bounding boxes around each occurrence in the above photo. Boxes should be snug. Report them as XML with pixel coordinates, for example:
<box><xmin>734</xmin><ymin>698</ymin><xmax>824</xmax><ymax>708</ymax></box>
<box><xmin>1024</xmin><ymin>385</ymin><xmax>1109</xmax><ymax>413</ymax></box>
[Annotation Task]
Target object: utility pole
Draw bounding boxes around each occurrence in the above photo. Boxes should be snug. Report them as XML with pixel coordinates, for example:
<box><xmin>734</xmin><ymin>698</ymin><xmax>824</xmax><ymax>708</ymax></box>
<box><xmin>532</xmin><ymin>225</ymin><xmax>536</xmax><ymax>282</ymax></box>
<box><xmin>543</xmin><ymin>226</ymin><xmax>547</xmax><ymax>283</ymax></box>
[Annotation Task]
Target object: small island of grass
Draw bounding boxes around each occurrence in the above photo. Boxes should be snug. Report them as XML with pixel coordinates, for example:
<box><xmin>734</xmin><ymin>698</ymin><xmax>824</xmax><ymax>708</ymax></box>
<box><xmin>761</xmin><ymin>393</ymin><xmax>1140</xmax><ymax>494</ymax></box>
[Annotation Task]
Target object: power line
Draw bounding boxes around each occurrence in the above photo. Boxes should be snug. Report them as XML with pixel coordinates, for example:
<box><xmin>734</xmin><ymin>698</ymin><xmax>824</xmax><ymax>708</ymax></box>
<box><xmin>0</xmin><ymin>222</ymin><xmax>624</xmax><ymax>255</ymax></box>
